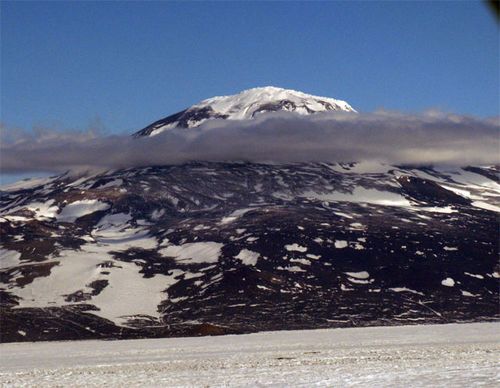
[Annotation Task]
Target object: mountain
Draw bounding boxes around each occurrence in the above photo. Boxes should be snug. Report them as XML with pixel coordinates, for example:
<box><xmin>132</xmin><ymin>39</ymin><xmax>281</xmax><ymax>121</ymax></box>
<box><xmin>0</xmin><ymin>88</ymin><xmax>498</xmax><ymax>343</ymax></box>
<box><xmin>134</xmin><ymin>86</ymin><xmax>356</xmax><ymax>137</ymax></box>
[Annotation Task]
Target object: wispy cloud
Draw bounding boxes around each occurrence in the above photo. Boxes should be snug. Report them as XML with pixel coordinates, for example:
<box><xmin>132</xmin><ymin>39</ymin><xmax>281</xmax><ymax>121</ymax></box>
<box><xmin>1</xmin><ymin>110</ymin><xmax>498</xmax><ymax>174</ymax></box>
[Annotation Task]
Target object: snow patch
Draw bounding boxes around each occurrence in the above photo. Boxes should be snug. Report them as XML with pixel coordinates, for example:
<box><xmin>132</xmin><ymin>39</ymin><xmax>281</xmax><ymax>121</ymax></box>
<box><xmin>345</xmin><ymin>271</ymin><xmax>370</xmax><ymax>279</ymax></box>
<box><xmin>301</xmin><ymin>187</ymin><xmax>412</xmax><ymax>207</ymax></box>
<box><xmin>220</xmin><ymin>208</ymin><xmax>254</xmax><ymax>224</ymax></box>
<box><xmin>160</xmin><ymin>242</ymin><xmax>223</xmax><ymax>264</ymax></box>
<box><xmin>285</xmin><ymin>243</ymin><xmax>308</xmax><ymax>252</ymax></box>
<box><xmin>58</xmin><ymin>200</ymin><xmax>110</xmax><ymax>223</ymax></box>
<box><xmin>389</xmin><ymin>287</ymin><xmax>424</xmax><ymax>296</ymax></box>
<box><xmin>0</xmin><ymin>248</ymin><xmax>22</xmax><ymax>269</ymax></box>
<box><xmin>234</xmin><ymin>249</ymin><xmax>260</xmax><ymax>266</ymax></box>
<box><xmin>334</xmin><ymin>240</ymin><xmax>348</xmax><ymax>249</ymax></box>
<box><xmin>25</xmin><ymin>199</ymin><xmax>59</xmax><ymax>220</ymax></box>
<box><xmin>464</xmin><ymin>272</ymin><xmax>484</xmax><ymax>280</ymax></box>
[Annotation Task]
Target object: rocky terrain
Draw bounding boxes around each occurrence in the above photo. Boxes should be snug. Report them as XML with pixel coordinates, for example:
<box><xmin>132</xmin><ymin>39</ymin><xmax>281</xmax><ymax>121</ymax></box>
<box><xmin>1</xmin><ymin>161</ymin><xmax>498</xmax><ymax>342</ymax></box>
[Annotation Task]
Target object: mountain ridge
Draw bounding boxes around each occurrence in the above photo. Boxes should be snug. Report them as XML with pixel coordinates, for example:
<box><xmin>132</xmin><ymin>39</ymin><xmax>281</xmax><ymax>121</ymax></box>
<box><xmin>134</xmin><ymin>86</ymin><xmax>356</xmax><ymax>137</ymax></box>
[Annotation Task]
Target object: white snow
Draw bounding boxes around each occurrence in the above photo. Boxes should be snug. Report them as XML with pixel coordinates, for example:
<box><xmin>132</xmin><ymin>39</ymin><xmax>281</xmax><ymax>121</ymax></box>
<box><xmin>464</xmin><ymin>272</ymin><xmax>484</xmax><ymax>279</ymax></box>
<box><xmin>147</xmin><ymin>86</ymin><xmax>355</xmax><ymax>135</ymax></box>
<box><xmin>332</xmin><ymin>160</ymin><xmax>393</xmax><ymax>174</ymax></box>
<box><xmin>437</xmin><ymin>167</ymin><xmax>500</xmax><ymax>190</ymax></box>
<box><xmin>341</xmin><ymin>283</ymin><xmax>354</xmax><ymax>291</ymax></box>
<box><xmin>353</xmin><ymin>242</ymin><xmax>365</xmax><ymax>250</ymax></box>
<box><xmin>2</xmin><ymin>322</ymin><xmax>497</xmax><ymax>387</ymax></box>
<box><xmin>284</xmin><ymin>243</ymin><xmax>308</xmax><ymax>252</ymax></box>
<box><xmin>96</xmin><ymin>212</ymin><xmax>132</xmax><ymax>228</ymax></box>
<box><xmin>91</xmin><ymin>266</ymin><xmax>180</xmax><ymax>325</ymax></box>
<box><xmin>92</xmin><ymin>223</ymin><xmax>157</xmax><ymax>250</ymax></box>
<box><xmin>440</xmin><ymin>184</ymin><xmax>473</xmax><ymax>198</ymax></box>
<box><xmin>0</xmin><ymin>176</ymin><xmax>54</xmax><ymax>191</ymax></box>
<box><xmin>57</xmin><ymin>199</ymin><xmax>110</xmax><ymax>222</ymax></box>
<box><xmin>285</xmin><ymin>265</ymin><xmax>306</xmax><ymax>272</ymax></box>
<box><xmin>220</xmin><ymin>208</ymin><xmax>254</xmax><ymax>224</ymax></box>
<box><xmin>290</xmin><ymin>258</ymin><xmax>311</xmax><ymax>266</ymax></box>
<box><xmin>344</xmin><ymin>271</ymin><xmax>370</xmax><ymax>279</ymax></box>
<box><xmin>471</xmin><ymin>201</ymin><xmax>500</xmax><ymax>212</ymax></box>
<box><xmin>389</xmin><ymin>287</ymin><xmax>424</xmax><ymax>296</ymax></box>
<box><xmin>441</xmin><ymin>277</ymin><xmax>455</xmax><ymax>287</ymax></box>
<box><xmin>348</xmin><ymin>277</ymin><xmax>371</xmax><ymax>284</ymax></box>
<box><xmin>334</xmin><ymin>240</ymin><xmax>348</xmax><ymax>249</ymax></box>
<box><xmin>0</xmin><ymin>248</ymin><xmax>22</xmax><ymax>269</ymax></box>
<box><xmin>97</xmin><ymin>179</ymin><xmax>123</xmax><ymax>189</ymax></box>
<box><xmin>159</xmin><ymin>242</ymin><xmax>223</xmax><ymax>264</ymax></box>
<box><xmin>11</xmin><ymin>243</ymin><xmax>173</xmax><ymax>325</ymax></box>
<box><xmin>416</xmin><ymin>205</ymin><xmax>457</xmax><ymax>214</ymax></box>
<box><xmin>333</xmin><ymin>211</ymin><xmax>354</xmax><ymax>219</ymax></box>
<box><xmin>234</xmin><ymin>249</ymin><xmax>260</xmax><ymax>266</ymax></box>
<box><xmin>301</xmin><ymin>187</ymin><xmax>413</xmax><ymax>207</ymax></box>
<box><xmin>201</xmin><ymin>86</ymin><xmax>355</xmax><ymax>119</ymax></box>
<box><xmin>3</xmin><ymin>215</ymin><xmax>30</xmax><ymax>222</ymax></box>
<box><xmin>24</xmin><ymin>200</ymin><xmax>59</xmax><ymax>220</ymax></box>
<box><xmin>150</xmin><ymin>209</ymin><xmax>165</xmax><ymax>221</ymax></box>
<box><xmin>306</xmin><ymin>254</ymin><xmax>321</xmax><ymax>260</ymax></box>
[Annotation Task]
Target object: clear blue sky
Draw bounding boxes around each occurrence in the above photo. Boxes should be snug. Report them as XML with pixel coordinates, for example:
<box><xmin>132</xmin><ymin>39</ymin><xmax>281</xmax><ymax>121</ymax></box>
<box><xmin>1</xmin><ymin>1</ymin><xmax>498</xmax><ymax>136</ymax></box>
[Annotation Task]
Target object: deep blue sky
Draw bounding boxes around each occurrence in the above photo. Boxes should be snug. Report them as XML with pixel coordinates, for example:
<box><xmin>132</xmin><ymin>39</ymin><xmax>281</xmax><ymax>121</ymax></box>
<box><xmin>1</xmin><ymin>1</ymin><xmax>498</xmax><ymax>136</ymax></box>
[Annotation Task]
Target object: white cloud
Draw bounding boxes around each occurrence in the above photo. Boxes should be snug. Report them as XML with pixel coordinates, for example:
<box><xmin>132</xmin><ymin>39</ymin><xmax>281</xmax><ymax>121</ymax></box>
<box><xmin>1</xmin><ymin>110</ymin><xmax>498</xmax><ymax>174</ymax></box>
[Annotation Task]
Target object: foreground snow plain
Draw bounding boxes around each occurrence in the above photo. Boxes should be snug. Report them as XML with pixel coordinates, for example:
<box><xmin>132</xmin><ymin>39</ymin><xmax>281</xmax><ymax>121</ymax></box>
<box><xmin>1</xmin><ymin>322</ymin><xmax>498</xmax><ymax>387</ymax></box>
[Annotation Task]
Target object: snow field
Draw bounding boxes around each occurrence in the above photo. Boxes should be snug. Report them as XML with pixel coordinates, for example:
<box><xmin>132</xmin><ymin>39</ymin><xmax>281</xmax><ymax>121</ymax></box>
<box><xmin>0</xmin><ymin>322</ymin><xmax>498</xmax><ymax>387</ymax></box>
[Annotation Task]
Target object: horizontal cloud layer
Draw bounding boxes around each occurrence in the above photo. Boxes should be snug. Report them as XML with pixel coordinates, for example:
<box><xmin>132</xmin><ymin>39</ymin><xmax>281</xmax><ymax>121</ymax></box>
<box><xmin>1</xmin><ymin>110</ymin><xmax>499</xmax><ymax>174</ymax></box>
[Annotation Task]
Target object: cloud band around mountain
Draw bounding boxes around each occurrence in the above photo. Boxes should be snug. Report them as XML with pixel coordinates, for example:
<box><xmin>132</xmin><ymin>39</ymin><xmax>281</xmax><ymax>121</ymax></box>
<box><xmin>1</xmin><ymin>110</ymin><xmax>499</xmax><ymax>174</ymax></box>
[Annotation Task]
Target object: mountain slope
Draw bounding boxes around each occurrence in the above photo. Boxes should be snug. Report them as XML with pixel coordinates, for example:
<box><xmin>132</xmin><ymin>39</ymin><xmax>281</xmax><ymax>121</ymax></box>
<box><xmin>134</xmin><ymin>86</ymin><xmax>356</xmax><ymax>137</ymax></box>
<box><xmin>1</xmin><ymin>162</ymin><xmax>498</xmax><ymax>342</ymax></box>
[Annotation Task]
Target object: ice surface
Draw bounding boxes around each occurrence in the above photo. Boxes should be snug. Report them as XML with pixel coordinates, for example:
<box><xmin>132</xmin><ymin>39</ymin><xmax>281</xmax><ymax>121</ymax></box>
<box><xmin>0</xmin><ymin>322</ymin><xmax>498</xmax><ymax>387</ymax></box>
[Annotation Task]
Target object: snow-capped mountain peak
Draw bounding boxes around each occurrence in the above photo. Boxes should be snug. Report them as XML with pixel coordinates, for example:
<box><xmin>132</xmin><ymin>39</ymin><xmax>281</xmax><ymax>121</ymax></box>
<box><xmin>134</xmin><ymin>86</ymin><xmax>356</xmax><ymax>137</ymax></box>
<box><xmin>196</xmin><ymin>86</ymin><xmax>356</xmax><ymax>119</ymax></box>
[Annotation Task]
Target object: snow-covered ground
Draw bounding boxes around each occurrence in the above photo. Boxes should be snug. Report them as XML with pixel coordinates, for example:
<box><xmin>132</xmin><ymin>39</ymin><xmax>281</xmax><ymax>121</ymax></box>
<box><xmin>1</xmin><ymin>322</ymin><xmax>498</xmax><ymax>387</ymax></box>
